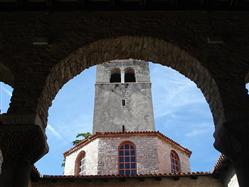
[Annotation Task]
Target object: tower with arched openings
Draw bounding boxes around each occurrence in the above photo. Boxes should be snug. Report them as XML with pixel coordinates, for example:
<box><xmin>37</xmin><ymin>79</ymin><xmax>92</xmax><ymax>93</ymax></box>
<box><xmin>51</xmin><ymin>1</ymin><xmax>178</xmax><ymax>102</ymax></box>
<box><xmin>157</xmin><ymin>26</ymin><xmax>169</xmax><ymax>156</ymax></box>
<box><xmin>63</xmin><ymin>60</ymin><xmax>191</xmax><ymax>176</ymax></box>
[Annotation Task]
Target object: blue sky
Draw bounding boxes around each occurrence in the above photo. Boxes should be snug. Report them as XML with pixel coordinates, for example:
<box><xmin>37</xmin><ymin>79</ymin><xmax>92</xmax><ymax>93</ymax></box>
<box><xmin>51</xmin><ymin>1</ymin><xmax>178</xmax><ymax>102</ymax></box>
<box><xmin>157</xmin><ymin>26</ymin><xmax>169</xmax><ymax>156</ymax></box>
<box><xmin>1</xmin><ymin>62</ymin><xmax>247</xmax><ymax>175</ymax></box>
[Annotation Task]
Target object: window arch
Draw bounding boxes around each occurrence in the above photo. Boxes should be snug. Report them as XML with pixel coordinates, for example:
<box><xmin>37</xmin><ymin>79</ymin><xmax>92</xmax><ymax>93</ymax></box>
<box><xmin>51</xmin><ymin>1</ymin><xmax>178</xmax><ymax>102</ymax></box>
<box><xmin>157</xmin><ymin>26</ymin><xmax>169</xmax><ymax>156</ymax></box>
<box><xmin>118</xmin><ymin>141</ymin><xmax>137</xmax><ymax>176</ymax></box>
<box><xmin>124</xmin><ymin>68</ymin><xmax>136</xmax><ymax>82</ymax></box>
<box><xmin>170</xmin><ymin>150</ymin><xmax>181</xmax><ymax>173</ymax></box>
<box><xmin>110</xmin><ymin>68</ymin><xmax>121</xmax><ymax>83</ymax></box>
<box><xmin>74</xmin><ymin>151</ymin><xmax>86</xmax><ymax>176</ymax></box>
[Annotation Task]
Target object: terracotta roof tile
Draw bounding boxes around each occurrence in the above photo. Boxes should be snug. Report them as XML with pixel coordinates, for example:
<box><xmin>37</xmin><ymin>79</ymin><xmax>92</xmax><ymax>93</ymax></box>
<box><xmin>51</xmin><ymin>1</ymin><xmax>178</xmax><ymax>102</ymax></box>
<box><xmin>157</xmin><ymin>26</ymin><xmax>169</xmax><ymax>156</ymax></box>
<box><xmin>41</xmin><ymin>172</ymin><xmax>212</xmax><ymax>180</ymax></box>
<box><xmin>212</xmin><ymin>154</ymin><xmax>231</xmax><ymax>176</ymax></box>
<box><xmin>64</xmin><ymin>131</ymin><xmax>191</xmax><ymax>157</ymax></box>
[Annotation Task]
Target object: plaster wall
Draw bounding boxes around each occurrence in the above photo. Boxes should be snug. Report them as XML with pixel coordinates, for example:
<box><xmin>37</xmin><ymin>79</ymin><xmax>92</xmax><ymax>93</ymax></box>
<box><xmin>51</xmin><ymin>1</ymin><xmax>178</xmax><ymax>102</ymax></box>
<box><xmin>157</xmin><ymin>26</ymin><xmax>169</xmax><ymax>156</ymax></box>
<box><xmin>224</xmin><ymin>169</ymin><xmax>239</xmax><ymax>187</ymax></box>
<box><xmin>64</xmin><ymin>139</ymin><xmax>99</xmax><ymax>175</ymax></box>
<box><xmin>32</xmin><ymin>176</ymin><xmax>224</xmax><ymax>187</ymax></box>
<box><xmin>157</xmin><ymin>138</ymin><xmax>190</xmax><ymax>173</ymax></box>
<box><xmin>93</xmin><ymin>60</ymin><xmax>155</xmax><ymax>133</ymax></box>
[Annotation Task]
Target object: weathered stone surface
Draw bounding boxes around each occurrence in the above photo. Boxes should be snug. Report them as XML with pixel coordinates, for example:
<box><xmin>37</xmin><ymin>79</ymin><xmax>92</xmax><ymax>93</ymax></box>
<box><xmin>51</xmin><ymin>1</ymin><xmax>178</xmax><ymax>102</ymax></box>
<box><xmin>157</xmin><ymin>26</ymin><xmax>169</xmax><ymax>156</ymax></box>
<box><xmin>64</xmin><ymin>135</ymin><xmax>190</xmax><ymax>175</ymax></box>
<box><xmin>93</xmin><ymin>60</ymin><xmax>155</xmax><ymax>133</ymax></box>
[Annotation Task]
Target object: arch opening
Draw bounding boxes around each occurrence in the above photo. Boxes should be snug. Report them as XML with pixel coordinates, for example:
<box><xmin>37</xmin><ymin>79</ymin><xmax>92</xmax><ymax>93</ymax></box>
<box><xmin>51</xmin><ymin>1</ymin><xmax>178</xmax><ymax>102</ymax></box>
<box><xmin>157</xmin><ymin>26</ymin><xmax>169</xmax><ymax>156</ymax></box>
<box><xmin>34</xmin><ymin>60</ymin><xmax>219</xmax><ymax>175</ymax></box>
<box><xmin>124</xmin><ymin>67</ymin><xmax>136</xmax><ymax>82</ymax></box>
<box><xmin>38</xmin><ymin>36</ymin><xmax>224</xmax><ymax>129</ymax></box>
<box><xmin>74</xmin><ymin>151</ymin><xmax>86</xmax><ymax>176</ymax></box>
<box><xmin>118</xmin><ymin>141</ymin><xmax>137</xmax><ymax>176</ymax></box>
<box><xmin>34</xmin><ymin>36</ymin><xmax>224</xmax><ymax>175</ymax></box>
<box><xmin>110</xmin><ymin>68</ymin><xmax>121</xmax><ymax>83</ymax></box>
<box><xmin>170</xmin><ymin>150</ymin><xmax>181</xmax><ymax>173</ymax></box>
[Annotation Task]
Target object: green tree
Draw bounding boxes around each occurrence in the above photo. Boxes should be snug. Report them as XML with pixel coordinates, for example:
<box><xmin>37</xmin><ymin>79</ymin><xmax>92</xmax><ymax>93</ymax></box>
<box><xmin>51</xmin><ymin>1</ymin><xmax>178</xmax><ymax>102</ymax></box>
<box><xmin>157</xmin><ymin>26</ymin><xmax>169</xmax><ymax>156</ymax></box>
<box><xmin>62</xmin><ymin>132</ymin><xmax>92</xmax><ymax>168</ymax></box>
<box><xmin>72</xmin><ymin>132</ymin><xmax>92</xmax><ymax>145</ymax></box>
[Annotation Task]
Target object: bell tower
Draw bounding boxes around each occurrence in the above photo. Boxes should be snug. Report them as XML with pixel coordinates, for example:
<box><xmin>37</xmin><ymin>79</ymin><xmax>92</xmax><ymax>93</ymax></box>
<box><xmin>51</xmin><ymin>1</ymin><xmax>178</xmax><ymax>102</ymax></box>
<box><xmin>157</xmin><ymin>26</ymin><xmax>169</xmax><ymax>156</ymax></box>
<box><xmin>93</xmin><ymin>59</ymin><xmax>155</xmax><ymax>133</ymax></box>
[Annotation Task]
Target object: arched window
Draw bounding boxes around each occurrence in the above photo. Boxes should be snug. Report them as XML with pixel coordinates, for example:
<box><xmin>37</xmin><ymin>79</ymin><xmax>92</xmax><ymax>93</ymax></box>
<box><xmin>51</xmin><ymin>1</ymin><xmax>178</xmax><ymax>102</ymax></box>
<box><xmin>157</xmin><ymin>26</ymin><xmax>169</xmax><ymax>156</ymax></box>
<box><xmin>74</xmin><ymin>151</ymin><xmax>86</xmax><ymax>176</ymax></box>
<box><xmin>170</xmin><ymin>150</ymin><xmax>181</xmax><ymax>173</ymax></box>
<box><xmin>118</xmin><ymin>141</ymin><xmax>137</xmax><ymax>176</ymax></box>
<box><xmin>110</xmin><ymin>68</ymin><xmax>121</xmax><ymax>83</ymax></box>
<box><xmin>124</xmin><ymin>68</ymin><xmax>136</xmax><ymax>82</ymax></box>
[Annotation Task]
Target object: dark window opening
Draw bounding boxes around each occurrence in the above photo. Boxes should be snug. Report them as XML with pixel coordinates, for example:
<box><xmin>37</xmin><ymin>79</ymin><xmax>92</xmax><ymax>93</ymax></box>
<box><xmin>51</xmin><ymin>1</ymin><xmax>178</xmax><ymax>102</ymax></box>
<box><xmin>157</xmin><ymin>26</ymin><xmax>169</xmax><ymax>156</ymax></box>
<box><xmin>122</xmin><ymin>125</ymin><xmax>125</xmax><ymax>132</ymax></box>
<box><xmin>124</xmin><ymin>68</ymin><xmax>136</xmax><ymax>82</ymax></box>
<box><xmin>122</xmin><ymin>99</ymin><xmax>125</xmax><ymax>106</ymax></box>
<box><xmin>110</xmin><ymin>68</ymin><xmax>121</xmax><ymax>83</ymax></box>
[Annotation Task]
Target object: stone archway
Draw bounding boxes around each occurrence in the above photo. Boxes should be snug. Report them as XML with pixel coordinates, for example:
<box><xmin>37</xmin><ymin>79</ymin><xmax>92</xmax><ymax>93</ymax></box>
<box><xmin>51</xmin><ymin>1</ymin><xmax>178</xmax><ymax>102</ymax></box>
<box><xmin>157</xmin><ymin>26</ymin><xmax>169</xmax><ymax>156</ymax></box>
<box><xmin>38</xmin><ymin>36</ymin><xmax>224</xmax><ymax>132</ymax></box>
<box><xmin>0</xmin><ymin>63</ymin><xmax>14</xmax><ymax>88</ymax></box>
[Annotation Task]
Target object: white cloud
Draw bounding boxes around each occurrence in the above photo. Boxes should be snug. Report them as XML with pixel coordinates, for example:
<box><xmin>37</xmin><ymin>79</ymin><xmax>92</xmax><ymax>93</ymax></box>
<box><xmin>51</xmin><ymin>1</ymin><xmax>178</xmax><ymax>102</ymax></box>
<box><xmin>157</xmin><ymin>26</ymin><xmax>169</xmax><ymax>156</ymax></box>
<box><xmin>150</xmin><ymin>64</ymin><xmax>206</xmax><ymax>120</ymax></box>
<box><xmin>47</xmin><ymin>124</ymin><xmax>63</xmax><ymax>139</ymax></box>
<box><xmin>186</xmin><ymin>128</ymin><xmax>209</xmax><ymax>137</ymax></box>
<box><xmin>185</xmin><ymin>122</ymin><xmax>211</xmax><ymax>137</ymax></box>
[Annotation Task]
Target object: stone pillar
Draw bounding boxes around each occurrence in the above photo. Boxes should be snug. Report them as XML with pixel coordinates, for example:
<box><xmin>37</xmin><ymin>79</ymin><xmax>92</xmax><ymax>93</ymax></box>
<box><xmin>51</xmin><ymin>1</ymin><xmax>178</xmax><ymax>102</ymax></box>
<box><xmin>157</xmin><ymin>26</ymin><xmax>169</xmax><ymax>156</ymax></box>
<box><xmin>233</xmin><ymin>151</ymin><xmax>249</xmax><ymax>187</ymax></box>
<box><xmin>0</xmin><ymin>123</ymin><xmax>48</xmax><ymax>187</ymax></box>
<box><xmin>214</xmin><ymin>119</ymin><xmax>249</xmax><ymax>187</ymax></box>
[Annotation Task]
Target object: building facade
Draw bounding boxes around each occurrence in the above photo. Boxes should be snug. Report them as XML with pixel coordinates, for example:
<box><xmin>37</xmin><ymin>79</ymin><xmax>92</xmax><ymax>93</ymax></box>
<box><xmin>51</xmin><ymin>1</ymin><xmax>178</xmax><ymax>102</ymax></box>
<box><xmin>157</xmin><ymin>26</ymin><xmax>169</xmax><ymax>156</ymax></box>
<box><xmin>64</xmin><ymin>60</ymin><xmax>191</xmax><ymax>176</ymax></box>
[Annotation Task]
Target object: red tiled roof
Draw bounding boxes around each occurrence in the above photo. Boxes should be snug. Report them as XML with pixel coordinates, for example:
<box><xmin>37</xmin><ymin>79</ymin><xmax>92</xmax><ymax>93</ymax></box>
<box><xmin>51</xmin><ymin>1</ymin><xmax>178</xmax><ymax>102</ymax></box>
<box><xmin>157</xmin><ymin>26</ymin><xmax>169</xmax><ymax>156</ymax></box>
<box><xmin>64</xmin><ymin>131</ymin><xmax>191</xmax><ymax>157</ymax></box>
<box><xmin>42</xmin><ymin>172</ymin><xmax>211</xmax><ymax>180</ymax></box>
<box><xmin>212</xmin><ymin>154</ymin><xmax>231</xmax><ymax>176</ymax></box>
<box><xmin>213</xmin><ymin>154</ymin><xmax>225</xmax><ymax>172</ymax></box>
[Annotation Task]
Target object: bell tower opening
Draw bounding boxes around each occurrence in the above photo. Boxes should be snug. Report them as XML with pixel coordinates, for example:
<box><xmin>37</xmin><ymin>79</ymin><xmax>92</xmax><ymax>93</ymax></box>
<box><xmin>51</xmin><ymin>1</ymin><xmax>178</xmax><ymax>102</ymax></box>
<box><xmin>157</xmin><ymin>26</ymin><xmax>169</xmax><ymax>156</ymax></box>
<box><xmin>124</xmin><ymin>67</ymin><xmax>136</xmax><ymax>82</ymax></box>
<box><xmin>110</xmin><ymin>68</ymin><xmax>121</xmax><ymax>83</ymax></box>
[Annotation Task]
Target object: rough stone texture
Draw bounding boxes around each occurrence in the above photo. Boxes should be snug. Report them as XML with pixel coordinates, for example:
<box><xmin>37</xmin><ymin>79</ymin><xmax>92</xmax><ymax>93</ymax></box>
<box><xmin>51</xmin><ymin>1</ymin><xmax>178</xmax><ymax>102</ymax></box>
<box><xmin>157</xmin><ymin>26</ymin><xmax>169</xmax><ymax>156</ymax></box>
<box><xmin>97</xmin><ymin>136</ymin><xmax>159</xmax><ymax>175</ymax></box>
<box><xmin>64</xmin><ymin>139</ymin><xmax>99</xmax><ymax>175</ymax></box>
<box><xmin>64</xmin><ymin>135</ymin><xmax>190</xmax><ymax>175</ymax></box>
<box><xmin>1</xmin><ymin>11</ymin><xmax>249</xmax><ymax>186</ymax></box>
<box><xmin>32</xmin><ymin>175</ymin><xmax>224</xmax><ymax>187</ymax></box>
<box><xmin>93</xmin><ymin>60</ymin><xmax>155</xmax><ymax>133</ymax></box>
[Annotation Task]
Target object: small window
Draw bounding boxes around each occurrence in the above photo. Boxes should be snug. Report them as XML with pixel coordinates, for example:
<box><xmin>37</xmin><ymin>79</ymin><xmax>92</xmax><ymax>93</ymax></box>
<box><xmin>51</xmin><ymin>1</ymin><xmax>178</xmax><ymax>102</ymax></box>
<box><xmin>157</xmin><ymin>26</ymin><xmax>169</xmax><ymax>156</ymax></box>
<box><xmin>122</xmin><ymin>99</ymin><xmax>125</xmax><ymax>106</ymax></box>
<box><xmin>110</xmin><ymin>68</ymin><xmax>121</xmax><ymax>83</ymax></box>
<box><xmin>74</xmin><ymin>151</ymin><xmax>86</xmax><ymax>176</ymax></box>
<box><xmin>124</xmin><ymin>68</ymin><xmax>136</xmax><ymax>82</ymax></box>
<box><xmin>118</xmin><ymin>141</ymin><xmax>137</xmax><ymax>176</ymax></box>
<box><xmin>170</xmin><ymin>150</ymin><xmax>181</xmax><ymax>173</ymax></box>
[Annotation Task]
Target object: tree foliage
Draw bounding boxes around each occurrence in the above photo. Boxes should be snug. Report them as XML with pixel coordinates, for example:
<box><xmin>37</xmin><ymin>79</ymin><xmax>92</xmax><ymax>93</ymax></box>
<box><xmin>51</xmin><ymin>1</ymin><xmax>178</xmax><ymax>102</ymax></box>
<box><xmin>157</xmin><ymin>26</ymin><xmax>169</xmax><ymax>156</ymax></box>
<box><xmin>72</xmin><ymin>132</ymin><xmax>92</xmax><ymax>145</ymax></box>
<box><xmin>62</xmin><ymin>132</ymin><xmax>92</xmax><ymax>168</ymax></box>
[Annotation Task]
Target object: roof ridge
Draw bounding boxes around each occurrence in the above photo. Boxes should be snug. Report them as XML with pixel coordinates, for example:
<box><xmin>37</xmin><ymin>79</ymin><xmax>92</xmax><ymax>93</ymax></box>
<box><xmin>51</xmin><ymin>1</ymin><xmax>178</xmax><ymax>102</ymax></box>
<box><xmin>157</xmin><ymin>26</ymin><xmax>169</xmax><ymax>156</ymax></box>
<box><xmin>64</xmin><ymin>131</ymin><xmax>191</xmax><ymax>157</ymax></box>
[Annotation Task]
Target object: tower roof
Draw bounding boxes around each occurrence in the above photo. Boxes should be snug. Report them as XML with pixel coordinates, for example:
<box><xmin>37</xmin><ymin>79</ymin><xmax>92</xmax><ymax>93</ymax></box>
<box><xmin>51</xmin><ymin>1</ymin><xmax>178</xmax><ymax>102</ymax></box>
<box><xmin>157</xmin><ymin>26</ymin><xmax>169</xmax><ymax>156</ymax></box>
<box><xmin>64</xmin><ymin>131</ymin><xmax>192</xmax><ymax>157</ymax></box>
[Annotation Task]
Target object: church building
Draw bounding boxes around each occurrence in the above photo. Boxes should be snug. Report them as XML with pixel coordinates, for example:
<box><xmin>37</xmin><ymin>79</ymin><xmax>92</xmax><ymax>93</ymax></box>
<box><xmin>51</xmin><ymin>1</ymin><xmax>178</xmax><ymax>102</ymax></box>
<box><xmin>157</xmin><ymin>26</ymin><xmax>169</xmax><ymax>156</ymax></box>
<box><xmin>63</xmin><ymin>60</ymin><xmax>191</xmax><ymax>176</ymax></box>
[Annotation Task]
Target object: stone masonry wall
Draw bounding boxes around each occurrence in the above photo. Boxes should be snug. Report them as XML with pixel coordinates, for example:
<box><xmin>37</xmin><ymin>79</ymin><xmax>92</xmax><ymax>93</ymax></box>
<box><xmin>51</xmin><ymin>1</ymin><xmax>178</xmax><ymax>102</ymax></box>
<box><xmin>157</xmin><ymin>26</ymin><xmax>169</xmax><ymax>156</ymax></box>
<box><xmin>93</xmin><ymin>60</ymin><xmax>155</xmax><ymax>133</ymax></box>
<box><xmin>96</xmin><ymin>60</ymin><xmax>150</xmax><ymax>83</ymax></box>
<box><xmin>97</xmin><ymin>136</ymin><xmax>159</xmax><ymax>175</ymax></box>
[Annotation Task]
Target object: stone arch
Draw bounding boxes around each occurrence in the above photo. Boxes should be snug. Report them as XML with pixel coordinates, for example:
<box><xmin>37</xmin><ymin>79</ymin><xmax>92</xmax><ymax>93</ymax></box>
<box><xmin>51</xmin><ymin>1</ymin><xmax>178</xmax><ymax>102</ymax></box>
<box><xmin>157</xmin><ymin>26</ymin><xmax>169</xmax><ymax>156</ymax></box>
<box><xmin>37</xmin><ymin>36</ymin><xmax>224</xmax><ymax>130</ymax></box>
<box><xmin>0</xmin><ymin>63</ymin><xmax>14</xmax><ymax>115</ymax></box>
<box><xmin>170</xmin><ymin>150</ymin><xmax>181</xmax><ymax>173</ymax></box>
<box><xmin>74</xmin><ymin>151</ymin><xmax>86</xmax><ymax>176</ymax></box>
<box><xmin>0</xmin><ymin>63</ymin><xmax>14</xmax><ymax>87</ymax></box>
